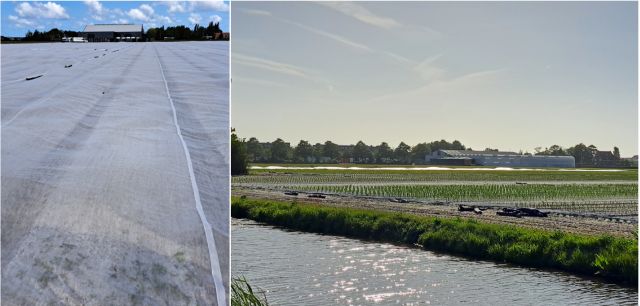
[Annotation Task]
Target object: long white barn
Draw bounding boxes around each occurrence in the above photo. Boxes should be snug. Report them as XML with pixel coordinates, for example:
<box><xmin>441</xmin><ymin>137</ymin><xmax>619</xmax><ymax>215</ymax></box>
<box><xmin>426</xmin><ymin>149</ymin><xmax>576</xmax><ymax>168</ymax></box>
<box><xmin>82</xmin><ymin>24</ymin><xmax>144</xmax><ymax>42</ymax></box>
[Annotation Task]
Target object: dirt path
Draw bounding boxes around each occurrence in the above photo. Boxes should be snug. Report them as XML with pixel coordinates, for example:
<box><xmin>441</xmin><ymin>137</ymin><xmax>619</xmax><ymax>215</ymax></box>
<box><xmin>234</xmin><ymin>188</ymin><xmax>638</xmax><ymax>238</ymax></box>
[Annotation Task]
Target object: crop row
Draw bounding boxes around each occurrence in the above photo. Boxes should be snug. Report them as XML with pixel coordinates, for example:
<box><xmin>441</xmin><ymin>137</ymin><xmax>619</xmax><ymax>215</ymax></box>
<box><xmin>277</xmin><ymin>184</ymin><xmax>637</xmax><ymax>202</ymax></box>
<box><xmin>529</xmin><ymin>201</ymin><xmax>637</xmax><ymax>214</ymax></box>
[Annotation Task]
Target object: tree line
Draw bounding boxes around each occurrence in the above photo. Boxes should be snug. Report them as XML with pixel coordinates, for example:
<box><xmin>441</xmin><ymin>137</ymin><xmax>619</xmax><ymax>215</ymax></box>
<box><xmin>534</xmin><ymin>144</ymin><xmax>632</xmax><ymax>168</ymax></box>
<box><xmin>245</xmin><ymin>138</ymin><xmax>470</xmax><ymax>165</ymax></box>
<box><xmin>145</xmin><ymin>22</ymin><xmax>224</xmax><ymax>41</ymax></box>
<box><xmin>229</xmin><ymin>133</ymin><xmax>635</xmax><ymax>174</ymax></box>
<box><xmin>1</xmin><ymin>22</ymin><xmax>225</xmax><ymax>42</ymax></box>
<box><xmin>1</xmin><ymin>28</ymin><xmax>79</xmax><ymax>42</ymax></box>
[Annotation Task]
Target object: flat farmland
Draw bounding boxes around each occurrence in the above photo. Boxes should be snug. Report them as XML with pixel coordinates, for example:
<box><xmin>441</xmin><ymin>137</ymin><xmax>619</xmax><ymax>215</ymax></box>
<box><xmin>233</xmin><ymin>165</ymin><xmax>638</xmax><ymax>237</ymax></box>
<box><xmin>2</xmin><ymin>42</ymin><xmax>228</xmax><ymax>305</ymax></box>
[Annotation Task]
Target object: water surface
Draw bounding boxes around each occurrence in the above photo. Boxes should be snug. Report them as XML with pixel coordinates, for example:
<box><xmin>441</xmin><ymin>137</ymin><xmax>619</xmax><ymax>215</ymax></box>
<box><xmin>232</xmin><ymin>218</ymin><xmax>637</xmax><ymax>305</ymax></box>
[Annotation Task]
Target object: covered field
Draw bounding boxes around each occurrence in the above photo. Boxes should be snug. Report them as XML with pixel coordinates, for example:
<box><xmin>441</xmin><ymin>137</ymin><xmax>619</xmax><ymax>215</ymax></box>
<box><xmin>2</xmin><ymin>42</ymin><xmax>228</xmax><ymax>305</ymax></box>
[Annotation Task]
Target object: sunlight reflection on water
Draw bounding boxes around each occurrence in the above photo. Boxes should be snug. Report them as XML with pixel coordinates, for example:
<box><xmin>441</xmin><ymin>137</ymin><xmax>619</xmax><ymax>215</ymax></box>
<box><xmin>232</xmin><ymin>219</ymin><xmax>637</xmax><ymax>305</ymax></box>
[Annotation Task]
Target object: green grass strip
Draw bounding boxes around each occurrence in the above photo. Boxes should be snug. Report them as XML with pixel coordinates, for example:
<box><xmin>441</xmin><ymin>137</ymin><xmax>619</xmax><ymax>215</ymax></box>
<box><xmin>232</xmin><ymin>196</ymin><xmax>638</xmax><ymax>285</ymax></box>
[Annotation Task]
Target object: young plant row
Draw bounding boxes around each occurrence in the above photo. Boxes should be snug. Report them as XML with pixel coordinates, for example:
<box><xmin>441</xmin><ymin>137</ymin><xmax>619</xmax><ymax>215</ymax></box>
<box><xmin>280</xmin><ymin>183</ymin><xmax>637</xmax><ymax>202</ymax></box>
<box><xmin>232</xmin><ymin>197</ymin><xmax>638</xmax><ymax>285</ymax></box>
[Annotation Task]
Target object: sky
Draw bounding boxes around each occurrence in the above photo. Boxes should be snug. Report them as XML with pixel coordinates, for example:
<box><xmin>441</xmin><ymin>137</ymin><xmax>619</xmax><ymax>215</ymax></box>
<box><xmin>231</xmin><ymin>2</ymin><xmax>638</xmax><ymax>157</ymax></box>
<box><xmin>1</xmin><ymin>1</ymin><xmax>229</xmax><ymax>36</ymax></box>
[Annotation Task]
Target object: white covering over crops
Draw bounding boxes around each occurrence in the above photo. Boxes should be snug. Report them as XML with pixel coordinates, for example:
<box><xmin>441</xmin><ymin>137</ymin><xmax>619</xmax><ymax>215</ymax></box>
<box><xmin>1</xmin><ymin>42</ymin><xmax>229</xmax><ymax>305</ymax></box>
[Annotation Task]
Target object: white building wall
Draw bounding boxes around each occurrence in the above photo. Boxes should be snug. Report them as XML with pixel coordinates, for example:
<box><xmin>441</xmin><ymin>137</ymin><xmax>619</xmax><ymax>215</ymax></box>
<box><xmin>474</xmin><ymin>155</ymin><xmax>575</xmax><ymax>168</ymax></box>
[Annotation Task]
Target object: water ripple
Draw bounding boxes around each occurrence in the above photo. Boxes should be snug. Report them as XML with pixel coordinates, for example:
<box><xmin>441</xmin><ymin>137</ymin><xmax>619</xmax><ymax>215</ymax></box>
<box><xmin>232</xmin><ymin>219</ymin><xmax>637</xmax><ymax>305</ymax></box>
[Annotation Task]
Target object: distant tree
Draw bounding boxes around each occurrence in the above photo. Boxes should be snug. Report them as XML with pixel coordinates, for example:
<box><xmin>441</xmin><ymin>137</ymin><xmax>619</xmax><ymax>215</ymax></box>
<box><xmin>312</xmin><ymin>143</ymin><xmax>324</xmax><ymax>162</ymax></box>
<box><xmin>340</xmin><ymin>146</ymin><xmax>353</xmax><ymax>162</ymax></box>
<box><xmin>614</xmin><ymin>147</ymin><xmax>621</xmax><ymax>160</ymax></box>
<box><xmin>374</xmin><ymin>142</ymin><xmax>393</xmax><ymax>163</ymax></box>
<box><xmin>411</xmin><ymin>143</ymin><xmax>430</xmax><ymax>163</ymax></box>
<box><xmin>426</xmin><ymin>139</ymin><xmax>465</xmax><ymax>152</ymax></box>
<box><xmin>47</xmin><ymin>28</ymin><xmax>63</xmax><ymax>40</ymax></box>
<box><xmin>245</xmin><ymin>137</ymin><xmax>265</xmax><ymax>162</ymax></box>
<box><xmin>451</xmin><ymin>140</ymin><xmax>465</xmax><ymax>150</ymax></box>
<box><xmin>548</xmin><ymin>145</ymin><xmax>567</xmax><ymax>156</ymax></box>
<box><xmin>270</xmin><ymin>138</ymin><xmax>290</xmax><ymax>162</ymax></box>
<box><xmin>352</xmin><ymin>141</ymin><xmax>373</xmax><ymax>163</ymax></box>
<box><xmin>567</xmin><ymin>143</ymin><xmax>595</xmax><ymax>167</ymax></box>
<box><xmin>536</xmin><ymin>145</ymin><xmax>568</xmax><ymax>156</ymax></box>
<box><xmin>294</xmin><ymin>140</ymin><xmax>314</xmax><ymax>162</ymax></box>
<box><xmin>231</xmin><ymin>129</ymin><xmax>248</xmax><ymax>175</ymax></box>
<box><xmin>323</xmin><ymin>141</ymin><xmax>340</xmax><ymax>161</ymax></box>
<box><xmin>206</xmin><ymin>21</ymin><xmax>222</xmax><ymax>36</ymax></box>
<box><xmin>394</xmin><ymin>142</ymin><xmax>411</xmax><ymax>164</ymax></box>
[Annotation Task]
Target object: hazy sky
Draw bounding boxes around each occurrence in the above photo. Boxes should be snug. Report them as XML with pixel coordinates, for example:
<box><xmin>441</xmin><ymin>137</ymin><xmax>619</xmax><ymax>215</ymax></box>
<box><xmin>231</xmin><ymin>2</ymin><xmax>638</xmax><ymax>156</ymax></box>
<box><xmin>1</xmin><ymin>1</ymin><xmax>229</xmax><ymax>36</ymax></box>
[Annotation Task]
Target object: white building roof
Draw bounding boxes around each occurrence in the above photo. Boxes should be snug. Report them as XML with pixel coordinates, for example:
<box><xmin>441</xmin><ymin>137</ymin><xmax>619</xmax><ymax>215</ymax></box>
<box><xmin>83</xmin><ymin>24</ymin><xmax>143</xmax><ymax>33</ymax></box>
<box><xmin>438</xmin><ymin>149</ymin><xmax>520</xmax><ymax>157</ymax></box>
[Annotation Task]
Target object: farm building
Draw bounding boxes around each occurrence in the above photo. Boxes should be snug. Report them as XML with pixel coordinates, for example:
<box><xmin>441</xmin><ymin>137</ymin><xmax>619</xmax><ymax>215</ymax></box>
<box><xmin>426</xmin><ymin>149</ymin><xmax>576</xmax><ymax>168</ymax></box>
<box><xmin>82</xmin><ymin>24</ymin><xmax>144</xmax><ymax>42</ymax></box>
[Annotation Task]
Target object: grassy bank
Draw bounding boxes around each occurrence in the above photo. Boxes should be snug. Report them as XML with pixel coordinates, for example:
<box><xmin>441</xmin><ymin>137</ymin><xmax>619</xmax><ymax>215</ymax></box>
<box><xmin>232</xmin><ymin>196</ymin><xmax>638</xmax><ymax>285</ymax></box>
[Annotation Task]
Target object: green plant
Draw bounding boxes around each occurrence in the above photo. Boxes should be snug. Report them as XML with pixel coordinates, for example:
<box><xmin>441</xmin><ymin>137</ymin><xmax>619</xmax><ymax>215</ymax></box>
<box><xmin>231</xmin><ymin>276</ymin><xmax>269</xmax><ymax>306</ymax></box>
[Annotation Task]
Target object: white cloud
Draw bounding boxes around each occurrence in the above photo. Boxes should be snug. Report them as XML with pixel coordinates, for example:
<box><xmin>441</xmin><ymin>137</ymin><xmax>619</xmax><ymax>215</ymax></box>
<box><xmin>165</xmin><ymin>1</ymin><xmax>186</xmax><ymax>13</ymax></box>
<box><xmin>8</xmin><ymin>15</ymin><xmax>36</xmax><ymax>28</ymax></box>
<box><xmin>15</xmin><ymin>2</ymin><xmax>37</xmax><ymax>17</ymax></box>
<box><xmin>139</xmin><ymin>4</ymin><xmax>154</xmax><ymax>16</ymax></box>
<box><xmin>189</xmin><ymin>1</ymin><xmax>228</xmax><ymax>12</ymax></box>
<box><xmin>414</xmin><ymin>54</ymin><xmax>446</xmax><ymax>81</ymax></box>
<box><xmin>211</xmin><ymin>15</ymin><xmax>222</xmax><ymax>24</ymax></box>
<box><xmin>16</xmin><ymin>2</ymin><xmax>69</xmax><ymax>19</ymax></box>
<box><xmin>123</xmin><ymin>4</ymin><xmax>174</xmax><ymax>25</ymax></box>
<box><xmin>370</xmin><ymin>68</ymin><xmax>505</xmax><ymax>105</ymax></box>
<box><xmin>280</xmin><ymin>18</ymin><xmax>372</xmax><ymax>52</ymax></box>
<box><xmin>234</xmin><ymin>54</ymin><xmax>311</xmax><ymax>79</ymax></box>
<box><xmin>162</xmin><ymin>1</ymin><xmax>227</xmax><ymax>14</ymax></box>
<box><xmin>127</xmin><ymin>8</ymin><xmax>149</xmax><ymax>21</ymax></box>
<box><xmin>266</xmin><ymin>14</ymin><xmax>412</xmax><ymax>65</ymax></box>
<box><xmin>156</xmin><ymin>15</ymin><xmax>173</xmax><ymax>24</ymax></box>
<box><xmin>112</xmin><ymin>18</ymin><xmax>129</xmax><ymax>24</ymax></box>
<box><xmin>242</xmin><ymin>9</ymin><xmax>271</xmax><ymax>16</ymax></box>
<box><xmin>317</xmin><ymin>2</ymin><xmax>400</xmax><ymax>29</ymax></box>
<box><xmin>188</xmin><ymin>13</ymin><xmax>202</xmax><ymax>25</ymax></box>
<box><xmin>317</xmin><ymin>2</ymin><xmax>441</xmax><ymax>38</ymax></box>
<box><xmin>234</xmin><ymin>76</ymin><xmax>289</xmax><ymax>89</ymax></box>
<box><xmin>84</xmin><ymin>0</ymin><xmax>104</xmax><ymax>18</ymax></box>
